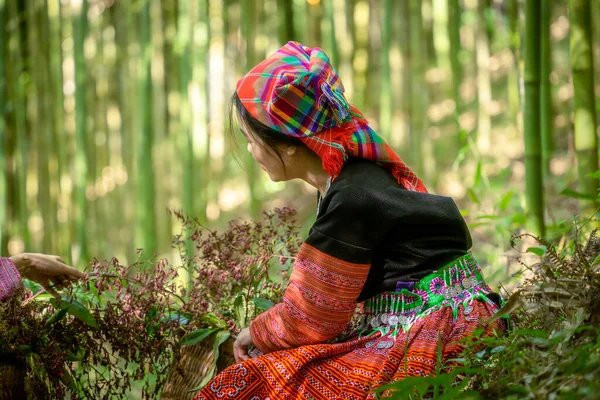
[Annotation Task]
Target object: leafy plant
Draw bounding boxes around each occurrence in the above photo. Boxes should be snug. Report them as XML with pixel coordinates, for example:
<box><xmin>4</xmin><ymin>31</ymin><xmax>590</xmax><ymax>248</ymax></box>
<box><xmin>377</xmin><ymin>224</ymin><xmax>600</xmax><ymax>399</ymax></box>
<box><xmin>0</xmin><ymin>208</ymin><xmax>300</xmax><ymax>399</ymax></box>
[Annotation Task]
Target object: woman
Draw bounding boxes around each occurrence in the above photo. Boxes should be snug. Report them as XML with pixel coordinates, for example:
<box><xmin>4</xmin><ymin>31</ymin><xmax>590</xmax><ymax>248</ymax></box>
<box><xmin>195</xmin><ymin>42</ymin><xmax>505</xmax><ymax>399</ymax></box>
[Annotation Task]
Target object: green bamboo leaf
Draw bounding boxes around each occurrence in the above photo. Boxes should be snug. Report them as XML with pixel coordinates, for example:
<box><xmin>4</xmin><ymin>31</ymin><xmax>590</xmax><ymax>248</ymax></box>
<box><xmin>475</xmin><ymin>215</ymin><xmax>499</xmax><ymax>220</ymax></box>
<box><xmin>213</xmin><ymin>330</ymin><xmax>231</xmax><ymax>358</ymax></box>
<box><xmin>511</xmin><ymin>214</ymin><xmax>527</xmax><ymax>224</ymax></box>
<box><xmin>180</xmin><ymin>328</ymin><xmax>219</xmax><ymax>346</ymax></box>
<box><xmin>252</xmin><ymin>297</ymin><xmax>275</xmax><ymax>311</ymax></box>
<box><xmin>234</xmin><ymin>293</ymin><xmax>246</xmax><ymax>328</ymax></box>
<box><xmin>445</xmin><ymin>357</ymin><xmax>466</xmax><ymax>364</ymax></box>
<box><xmin>45</xmin><ymin>308</ymin><xmax>69</xmax><ymax>326</ymax></box>
<box><xmin>145</xmin><ymin>306</ymin><xmax>158</xmax><ymax>324</ymax></box>
<box><xmin>475</xmin><ymin>349</ymin><xmax>487</xmax><ymax>359</ymax></box>
<box><xmin>467</xmin><ymin>188</ymin><xmax>480</xmax><ymax>205</ymax></box>
<box><xmin>201</xmin><ymin>313</ymin><xmax>227</xmax><ymax>328</ymax></box>
<box><xmin>586</xmin><ymin>170</ymin><xmax>600</xmax><ymax>179</ymax></box>
<box><xmin>526</xmin><ymin>246</ymin><xmax>547</xmax><ymax>256</ymax></box>
<box><xmin>474</xmin><ymin>161</ymin><xmax>483</xmax><ymax>187</ymax></box>
<box><xmin>32</xmin><ymin>293</ymin><xmax>55</xmax><ymax>303</ymax></box>
<box><xmin>514</xmin><ymin>328</ymin><xmax>549</xmax><ymax>339</ymax></box>
<box><xmin>60</xmin><ymin>298</ymin><xmax>98</xmax><ymax>328</ymax></box>
<box><xmin>67</xmin><ymin>348</ymin><xmax>85</xmax><ymax>361</ymax></box>
<box><xmin>499</xmin><ymin>192</ymin><xmax>513</xmax><ymax>210</ymax></box>
<box><xmin>490</xmin><ymin>345</ymin><xmax>506</xmax><ymax>354</ymax></box>
<box><xmin>560</xmin><ymin>188</ymin><xmax>596</xmax><ymax>200</ymax></box>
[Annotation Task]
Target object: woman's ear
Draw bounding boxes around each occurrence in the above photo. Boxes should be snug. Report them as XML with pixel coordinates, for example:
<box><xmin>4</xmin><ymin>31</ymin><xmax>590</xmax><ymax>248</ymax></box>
<box><xmin>286</xmin><ymin>146</ymin><xmax>297</xmax><ymax>156</ymax></box>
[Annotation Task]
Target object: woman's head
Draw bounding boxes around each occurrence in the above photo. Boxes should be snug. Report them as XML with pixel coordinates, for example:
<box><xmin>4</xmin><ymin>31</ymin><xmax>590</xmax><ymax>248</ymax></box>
<box><xmin>231</xmin><ymin>41</ymin><xmax>428</xmax><ymax>192</ymax></box>
<box><xmin>230</xmin><ymin>92</ymin><xmax>308</xmax><ymax>182</ymax></box>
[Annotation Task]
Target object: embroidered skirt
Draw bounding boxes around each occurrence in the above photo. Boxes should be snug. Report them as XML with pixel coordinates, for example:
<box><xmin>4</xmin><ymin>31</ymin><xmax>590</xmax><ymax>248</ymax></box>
<box><xmin>194</xmin><ymin>253</ymin><xmax>506</xmax><ymax>400</ymax></box>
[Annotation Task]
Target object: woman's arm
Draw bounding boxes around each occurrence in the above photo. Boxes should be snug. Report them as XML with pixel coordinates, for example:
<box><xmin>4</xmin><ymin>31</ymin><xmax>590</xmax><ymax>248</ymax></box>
<box><xmin>249</xmin><ymin>242</ymin><xmax>371</xmax><ymax>354</ymax></box>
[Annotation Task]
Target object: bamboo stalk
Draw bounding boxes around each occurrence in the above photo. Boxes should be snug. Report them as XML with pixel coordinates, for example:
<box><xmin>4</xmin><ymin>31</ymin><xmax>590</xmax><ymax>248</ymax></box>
<box><xmin>570</xmin><ymin>0</ymin><xmax>599</xmax><ymax>215</ymax></box>
<box><xmin>306</xmin><ymin>1</ymin><xmax>322</xmax><ymax>47</ymax></box>
<box><xmin>48</xmin><ymin>0</ymin><xmax>70</xmax><ymax>260</ymax></box>
<box><xmin>150</xmin><ymin>0</ymin><xmax>171</xmax><ymax>254</ymax></box>
<box><xmin>399</xmin><ymin>0</ymin><xmax>412</xmax><ymax>158</ymax></box>
<box><xmin>409</xmin><ymin>0</ymin><xmax>426</xmax><ymax>178</ymax></box>
<box><xmin>322</xmin><ymin>0</ymin><xmax>339</xmax><ymax>66</ymax></box>
<box><xmin>135</xmin><ymin>0</ymin><xmax>157</xmax><ymax>254</ymax></box>
<box><xmin>199</xmin><ymin>0</ymin><xmax>211</xmax><ymax>224</ymax></box>
<box><xmin>277</xmin><ymin>0</ymin><xmax>295</xmax><ymax>44</ymax></box>
<box><xmin>242</xmin><ymin>0</ymin><xmax>260</xmax><ymax>218</ymax></box>
<box><xmin>73</xmin><ymin>0</ymin><xmax>90</xmax><ymax>264</ymax></box>
<box><xmin>447</xmin><ymin>0</ymin><xmax>462</xmax><ymax>131</ymax></box>
<box><xmin>506</xmin><ymin>0</ymin><xmax>521</xmax><ymax>124</ymax></box>
<box><xmin>523</xmin><ymin>0</ymin><xmax>545</xmax><ymax>235</ymax></box>
<box><xmin>475</xmin><ymin>0</ymin><xmax>491</xmax><ymax>153</ymax></box>
<box><xmin>30</xmin><ymin>0</ymin><xmax>54</xmax><ymax>252</ymax></box>
<box><xmin>110</xmin><ymin>0</ymin><xmax>133</xmax><ymax>262</ymax></box>
<box><xmin>379</xmin><ymin>0</ymin><xmax>392</xmax><ymax>139</ymax></box>
<box><xmin>0</xmin><ymin>0</ymin><xmax>6</xmax><ymax>251</ymax></box>
<box><xmin>540</xmin><ymin>0</ymin><xmax>553</xmax><ymax>177</ymax></box>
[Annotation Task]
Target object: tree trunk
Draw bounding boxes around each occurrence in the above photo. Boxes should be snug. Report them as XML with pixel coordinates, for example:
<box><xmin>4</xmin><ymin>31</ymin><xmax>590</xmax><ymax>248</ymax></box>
<box><xmin>476</xmin><ymin>0</ymin><xmax>492</xmax><ymax>153</ymax></box>
<box><xmin>447</xmin><ymin>0</ymin><xmax>462</xmax><ymax>132</ymax></box>
<box><xmin>409</xmin><ymin>0</ymin><xmax>426</xmax><ymax>179</ymax></box>
<box><xmin>243</xmin><ymin>0</ymin><xmax>260</xmax><ymax>218</ymax></box>
<box><xmin>507</xmin><ymin>0</ymin><xmax>522</xmax><ymax>125</ymax></box>
<box><xmin>540</xmin><ymin>0</ymin><xmax>553</xmax><ymax>177</ymax></box>
<box><xmin>150</xmin><ymin>0</ymin><xmax>171</xmax><ymax>252</ymax></box>
<box><xmin>399</xmin><ymin>0</ymin><xmax>412</xmax><ymax>154</ymax></box>
<box><xmin>523</xmin><ymin>0</ymin><xmax>545</xmax><ymax>236</ymax></box>
<box><xmin>73</xmin><ymin>0</ymin><xmax>89</xmax><ymax>264</ymax></box>
<box><xmin>0</xmin><ymin>0</ymin><xmax>6</xmax><ymax>250</ymax></box>
<box><xmin>379</xmin><ymin>0</ymin><xmax>392</xmax><ymax>139</ymax></box>
<box><xmin>277</xmin><ymin>0</ymin><xmax>295</xmax><ymax>44</ymax></box>
<box><xmin>135</xmin><ymin>1</ymin><xmax>157</xmax><ymax>254</ymax></box>
<box><xmin>344</xmin><ymin>0</ymin><xmax>356</xmax><ymax>99</ymax></box>
<box><xmin>570</xmin><ymin>0</ymin><xmax>599</xmax><ymax>214</ymax></box>
<box><xmin>30</xmin><ymin>0</ymin><xmax>55</xmax><ymax>252</ymax></box>
<box><xmin>49</xmin><ymin>0</ymin><xmax>70</xmax><ymax>260</ymax></box>
<box><xmin>201</xmin><ymin>0</ymin><xmax>212</xmax><ymax>224</ymax></box>
<box><xmin>323</xmin><ymin>0</ymin><xmax>339</xmax><ymax>67</ymax></box>
<box><xmin>422</xmin><ymin>0</ymin><xmax>437</xmax><ymax>67</ymax></box>
<box><xmin>306</xmin><ymin>1</ymin><xmax>322</xmax><ymax>47</ymax></box>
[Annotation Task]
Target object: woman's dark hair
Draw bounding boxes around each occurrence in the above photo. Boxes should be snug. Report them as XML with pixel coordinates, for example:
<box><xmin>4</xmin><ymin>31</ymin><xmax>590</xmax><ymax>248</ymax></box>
<box><xmin>229</xmin><ymin>92</ymin><xmax>305</xmax><ymax>171</ymax></box>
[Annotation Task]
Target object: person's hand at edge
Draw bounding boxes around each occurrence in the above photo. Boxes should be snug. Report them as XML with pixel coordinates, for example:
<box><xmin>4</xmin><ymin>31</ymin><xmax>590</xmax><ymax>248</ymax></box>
<box><xmin>9</xmin><ymin>253</ymin><xmax>87</xmax><ymax>300</ymax></box>
<box><xmin>233</xmin><ymin>327</ymin><xmax>253</xmax><ymax>363</ymax></box>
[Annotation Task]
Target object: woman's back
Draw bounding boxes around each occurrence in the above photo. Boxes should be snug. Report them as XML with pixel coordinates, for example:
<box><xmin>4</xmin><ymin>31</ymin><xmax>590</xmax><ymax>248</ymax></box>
<box><xmin>315</xmin><ymin>158</ymin><xmax>472</xmax><ymax>301</ymax></box>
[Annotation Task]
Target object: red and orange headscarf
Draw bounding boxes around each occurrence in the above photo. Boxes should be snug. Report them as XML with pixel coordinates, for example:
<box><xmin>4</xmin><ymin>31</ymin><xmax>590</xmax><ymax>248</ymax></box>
<box><xmin>236</xmin><ymin>41</ymin><xmax>427</xmax><ymax>193</ymax></box>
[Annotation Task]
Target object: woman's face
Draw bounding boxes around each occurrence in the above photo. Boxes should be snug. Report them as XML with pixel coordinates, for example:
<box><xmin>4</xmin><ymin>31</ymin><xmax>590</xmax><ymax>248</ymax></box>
<box><xmin>243</xmin><ymin>129</ymin><xmax>290</xmax><ymax>182</ymax></box>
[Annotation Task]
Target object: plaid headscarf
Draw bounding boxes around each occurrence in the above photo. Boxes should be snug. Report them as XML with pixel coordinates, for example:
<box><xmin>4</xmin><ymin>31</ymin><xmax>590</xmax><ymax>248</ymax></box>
<box><xmin>236</xmin><ymin>41</ymin><xmax>427</xmax><ymax>193</ymax></box>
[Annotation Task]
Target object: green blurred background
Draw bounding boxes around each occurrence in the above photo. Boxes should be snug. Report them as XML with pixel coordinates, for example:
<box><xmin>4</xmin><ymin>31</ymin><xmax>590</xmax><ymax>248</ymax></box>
<box><xmin>0</xmin><ymin>0</ymin><xmax>599</xmax><ymax>290</ymax></box>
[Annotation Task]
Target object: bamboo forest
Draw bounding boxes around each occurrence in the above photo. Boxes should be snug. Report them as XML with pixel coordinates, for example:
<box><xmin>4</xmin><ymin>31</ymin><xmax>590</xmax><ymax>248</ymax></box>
<box><xmin>0</xmin><ymin>0</ymin><xmax>599</xmax><ymax>399</ymax></box>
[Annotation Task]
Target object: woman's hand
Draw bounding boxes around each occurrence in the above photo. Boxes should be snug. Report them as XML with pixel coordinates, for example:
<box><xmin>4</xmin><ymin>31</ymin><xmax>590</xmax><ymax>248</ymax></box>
<box><xmin>233</xmin><ymin>327</ymin><xmax>253</xmax><ymax>363</ymax></box>
<box><xmin>10</xmin><ymin>253</ymin><xmax>87</xmax><ymax>299</ymax></box>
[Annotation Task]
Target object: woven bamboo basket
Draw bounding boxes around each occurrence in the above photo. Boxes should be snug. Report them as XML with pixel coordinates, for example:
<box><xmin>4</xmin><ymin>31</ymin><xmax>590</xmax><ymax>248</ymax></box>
<box><xmin>161</xmin><ymin>336</ymin><xmax>236</xmax><ymax>400</ymax></box>
<box><xmin>0</xmin><ymin>364</ymin><xmax>25</xmax><ymax>400</ymax></box>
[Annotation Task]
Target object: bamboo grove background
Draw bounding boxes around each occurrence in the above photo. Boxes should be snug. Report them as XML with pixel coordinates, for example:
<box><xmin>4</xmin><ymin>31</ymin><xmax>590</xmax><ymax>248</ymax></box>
<box><xmin>0</xmin><ymin>0</ymin><xmax>599</xmax><ymax>286</ymax></box>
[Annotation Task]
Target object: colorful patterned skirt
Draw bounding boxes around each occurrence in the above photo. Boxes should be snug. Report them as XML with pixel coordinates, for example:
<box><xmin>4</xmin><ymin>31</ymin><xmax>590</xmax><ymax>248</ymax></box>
<box><xmin>194</xmin><ymin>253</ymin><xmax>506</xmax><ymax>399</ymax></box>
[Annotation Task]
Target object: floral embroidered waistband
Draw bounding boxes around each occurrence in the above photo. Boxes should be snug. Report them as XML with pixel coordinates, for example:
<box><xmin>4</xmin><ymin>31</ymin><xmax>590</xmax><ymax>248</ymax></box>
<box><xmin>356</xmin><ymin>252</ymin><xmax>498</xmax><ymax>336</ymax></box>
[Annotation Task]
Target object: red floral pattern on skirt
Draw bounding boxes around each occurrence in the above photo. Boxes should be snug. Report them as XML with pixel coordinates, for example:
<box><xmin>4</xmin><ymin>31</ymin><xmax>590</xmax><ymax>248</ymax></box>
<box><xmin>194</xmin><ymin>300</ymin><xmax>505</xmax><ymax>399</ymax></box>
